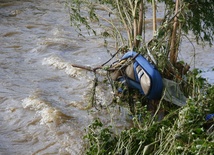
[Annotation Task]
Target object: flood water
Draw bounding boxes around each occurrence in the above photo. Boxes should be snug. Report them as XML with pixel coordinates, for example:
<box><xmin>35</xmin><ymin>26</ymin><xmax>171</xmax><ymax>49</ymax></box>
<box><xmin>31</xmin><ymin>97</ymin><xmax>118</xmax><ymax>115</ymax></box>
<box><xmin>0</xmin><ymin>0</ymin><xmax>213</xmax><ymax>154</ymax></box>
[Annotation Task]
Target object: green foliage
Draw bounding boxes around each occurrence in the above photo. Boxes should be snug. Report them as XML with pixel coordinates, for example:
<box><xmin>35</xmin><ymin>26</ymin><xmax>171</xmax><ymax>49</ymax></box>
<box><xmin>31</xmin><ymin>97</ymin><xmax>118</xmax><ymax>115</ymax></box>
<box><xmin>67</xmin><ymin>0</ymin><xmax>214</xmax><ymax>55</ymax></box>
<box><xmin>182</xmin><ymin>0</ymin><xmax>214</xmax><ymax>45</ymax></box>
<box><xmin>83</xmin><ymin>119</ymin><xmax>117</xmax><ymax>155</ymax></box>
<box><xmin>66</xmin><ymin>0</ymin><xmax>98</xmax><ymax>36</ymax></box>
<box><xmin>84</xmin><ymin>72</ymin><xmax>214</xmax><ymax>154</ymax></box>
<box><xmin>66</xmin><ymin>0</ymin><xmax>131</xmax><ymax>47</ymax></box>
<box><xmin>158</xmin><ymin>0</ymin><xmax>214</xmax><ymax>45</ymax></box>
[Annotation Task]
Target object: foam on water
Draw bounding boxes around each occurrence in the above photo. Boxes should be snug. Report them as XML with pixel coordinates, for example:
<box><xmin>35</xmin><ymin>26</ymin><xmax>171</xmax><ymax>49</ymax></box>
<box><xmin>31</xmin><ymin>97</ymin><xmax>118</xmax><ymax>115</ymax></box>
<box><xmin>42</xmin><ymin>55</ymin><xmax>81</xmax><ymax>77</ymax></box>
<box><xmin>21</xmin><ymin>96</ymin><xmax>85</xmax><ymax>154</ymax></box>
<box><xmin>22</xmin><ymin>96</ymin><xmax>72</xmax><ymax>126</ymax></box>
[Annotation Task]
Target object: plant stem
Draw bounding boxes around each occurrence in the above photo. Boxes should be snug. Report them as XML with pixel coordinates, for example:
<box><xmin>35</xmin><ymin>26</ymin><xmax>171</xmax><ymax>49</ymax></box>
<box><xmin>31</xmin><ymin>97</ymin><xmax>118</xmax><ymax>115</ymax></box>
<box><xmin>170</xmin><ymin>0</ymin><xmax>179</xmax><ymax>65</ymax></box>
<box><xmin>152</xmin><ymin>0</ymin><xmax>157</xmax><ymax>36</ymax></box>
<box><xmin>136</xmin><ymin>0</ymin><xmax>144</xmax><ymax>48</ymax></box>
<box><xmin>116</xmin><ymin>0</ymin><xmax>133</xmax><ymax>49</ymax></box>
<box><xmin>133</xmin><ymin>0</ymin><xmax>138</xmax><ymax>48</ymax></box>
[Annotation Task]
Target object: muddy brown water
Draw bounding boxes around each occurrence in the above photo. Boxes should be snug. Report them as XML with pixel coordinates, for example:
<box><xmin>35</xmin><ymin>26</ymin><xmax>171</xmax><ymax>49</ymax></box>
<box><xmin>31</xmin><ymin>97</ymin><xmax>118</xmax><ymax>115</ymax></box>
<box><xmin>0</xmin><ymin>0</ymin><xmax>213</xmax><ymax>154</ymax></box>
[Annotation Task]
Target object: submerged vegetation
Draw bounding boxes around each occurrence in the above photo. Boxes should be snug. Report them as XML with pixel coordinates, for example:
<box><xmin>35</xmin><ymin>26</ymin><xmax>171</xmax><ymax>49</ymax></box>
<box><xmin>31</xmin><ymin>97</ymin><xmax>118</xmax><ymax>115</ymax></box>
<box><xmin>67</xmin><ymin>0</ymin><xmax>214</xmax><ymax>154</ymax></box>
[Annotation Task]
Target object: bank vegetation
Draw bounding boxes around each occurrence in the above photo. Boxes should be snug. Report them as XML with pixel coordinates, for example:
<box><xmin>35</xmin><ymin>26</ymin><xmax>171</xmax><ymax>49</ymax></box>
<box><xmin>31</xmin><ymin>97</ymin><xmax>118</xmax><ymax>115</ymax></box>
<box><xmin>67</xmin><ymin>0</ymin><xmax>214</xmax><ymax>154</ymax></box>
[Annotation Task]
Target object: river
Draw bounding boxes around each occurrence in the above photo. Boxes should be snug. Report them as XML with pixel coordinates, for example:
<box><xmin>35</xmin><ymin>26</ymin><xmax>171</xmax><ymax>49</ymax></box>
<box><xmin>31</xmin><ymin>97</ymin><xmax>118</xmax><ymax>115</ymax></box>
<box><xmin>0</xmin><ymin>0</ymin><xmax>213</xmax><ymax>155</ymax></box>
